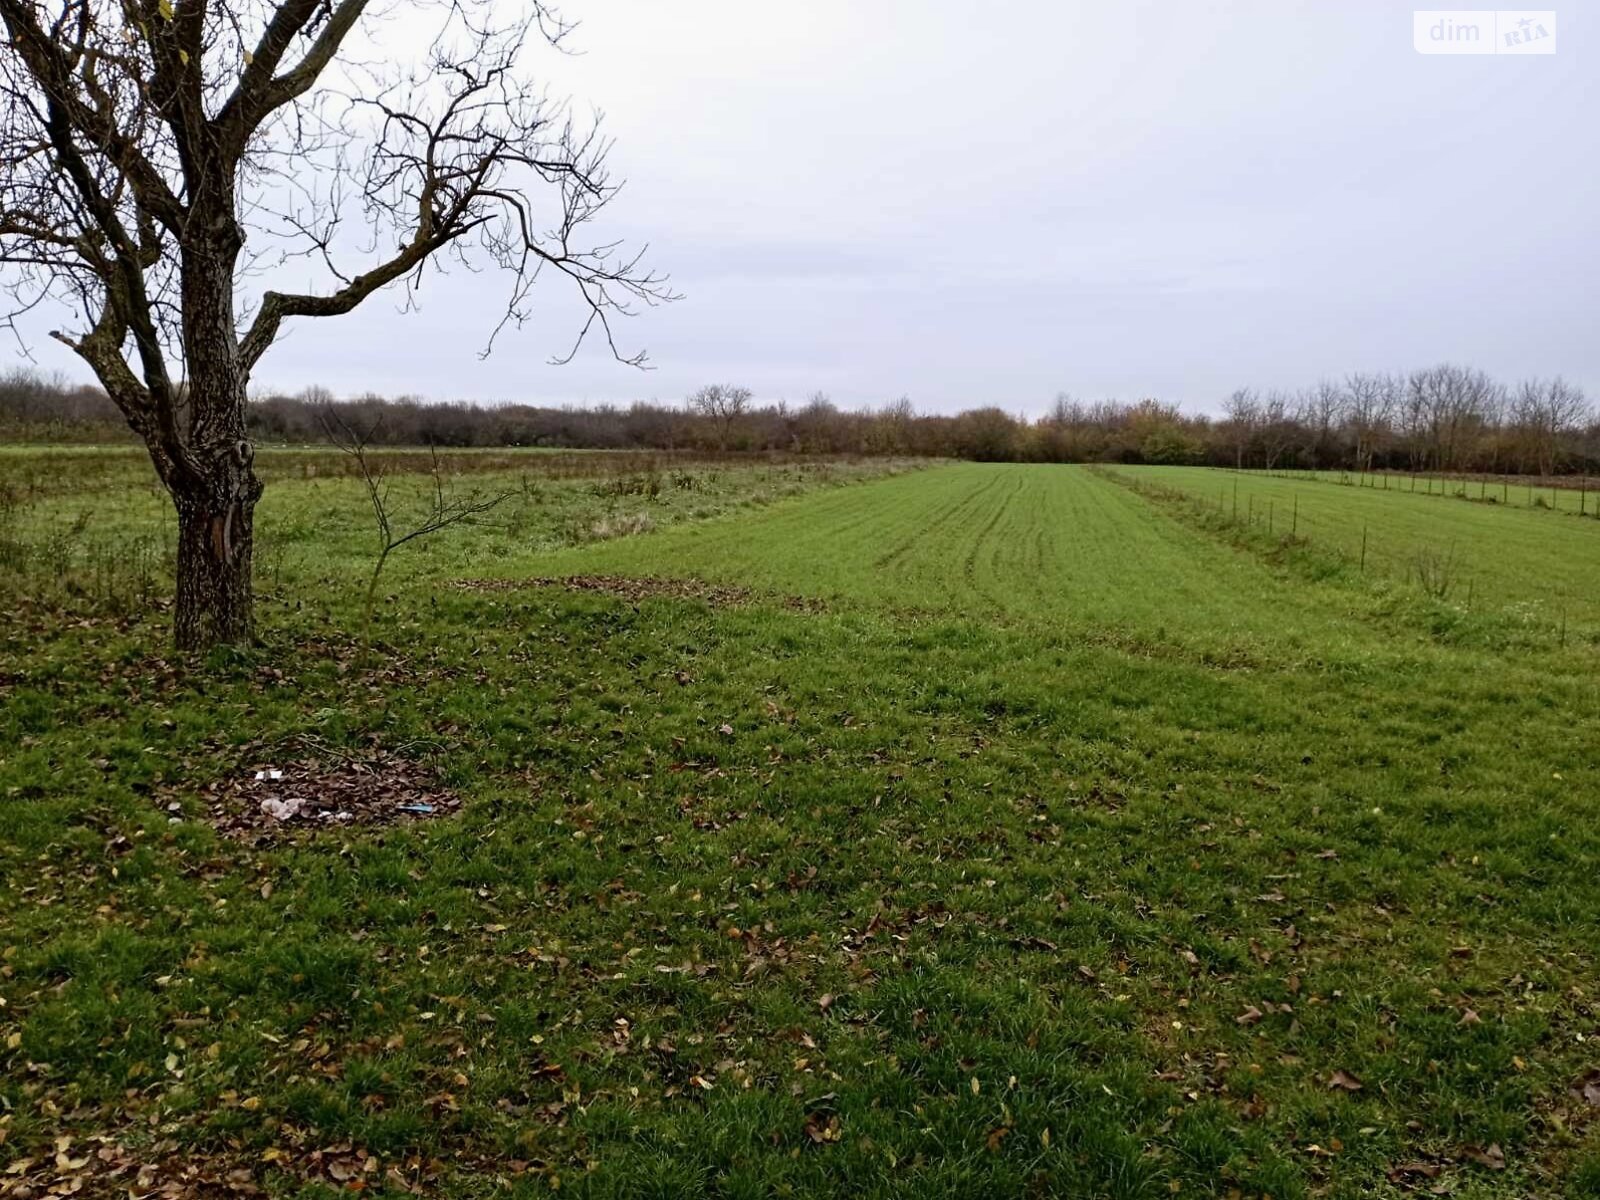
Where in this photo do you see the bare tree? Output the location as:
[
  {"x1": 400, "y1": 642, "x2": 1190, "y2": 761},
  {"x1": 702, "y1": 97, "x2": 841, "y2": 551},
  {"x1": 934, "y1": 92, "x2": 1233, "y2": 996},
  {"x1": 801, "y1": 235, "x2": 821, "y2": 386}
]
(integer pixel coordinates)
[
  {"x1": 1222, "y1": 387, "x2": 1259, "y2": 468},
  {"x1": 793, "y1": 390, "x2": 841, "y2": 453},
  {"x1": 1342, "y1": 372, "x2": 1397, "y2": 474},
  {"x1": 0, "y1": 0, "x2": 670, "y2": 649},
  {"x1": 1044, "y1": 391, "x2": 1082, "y2": 428},
  {"x1": 882, "y1": 394, "x2": 916, "y2": 426},
  {"x1": 1258, "y1": 390, "x2": 1296, "y2": 471},
  {"x1": 687, "y1": 383, "x2": 752, "y2": 450},
  {"x1": 872, "y1": 393, "x2": 915, "y2": 454},
  {"x1": 1511, "y1": 377, "x2": 1590, "y2": 477},
  {"x1": 1295, "y1": 380, "x2": 1342, "y2": 468},
  {"x1": 1406, "y1": 365, "x2": 1500, "y2": 472}
]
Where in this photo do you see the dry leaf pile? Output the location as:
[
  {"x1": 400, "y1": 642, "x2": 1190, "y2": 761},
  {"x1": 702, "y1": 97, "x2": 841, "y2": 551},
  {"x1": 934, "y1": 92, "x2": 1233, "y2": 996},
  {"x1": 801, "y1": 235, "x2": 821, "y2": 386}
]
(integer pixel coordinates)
[{"x1": 165, "y1": 749, "x2": 461, "y2": 842}]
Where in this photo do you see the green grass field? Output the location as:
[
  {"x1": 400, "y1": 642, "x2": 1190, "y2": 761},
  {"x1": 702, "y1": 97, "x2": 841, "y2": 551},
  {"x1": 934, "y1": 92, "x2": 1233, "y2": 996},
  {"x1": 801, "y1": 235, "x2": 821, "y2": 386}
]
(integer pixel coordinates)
[
  {"x1": 2, "y1": 453, "x2": 1598, "y2": 1198},
  {"x1": 1115, "y1": 465, "x2": 1600, "y2": 634}
]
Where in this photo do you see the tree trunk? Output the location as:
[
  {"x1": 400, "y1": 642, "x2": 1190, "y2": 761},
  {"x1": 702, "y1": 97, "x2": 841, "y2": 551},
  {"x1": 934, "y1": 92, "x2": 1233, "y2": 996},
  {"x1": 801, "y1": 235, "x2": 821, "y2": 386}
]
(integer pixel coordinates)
[
  {"x1": 174, "y1": 486, "x2": 257, "y2": 650},
  {"x1": 168, "y1": 230, "x2": 261, "y2": 652}
]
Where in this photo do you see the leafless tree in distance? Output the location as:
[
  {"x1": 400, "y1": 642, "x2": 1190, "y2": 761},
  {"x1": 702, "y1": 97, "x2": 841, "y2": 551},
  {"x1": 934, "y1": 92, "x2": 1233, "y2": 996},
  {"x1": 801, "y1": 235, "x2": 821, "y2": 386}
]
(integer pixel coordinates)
[
  {"x1": 0, "y1": 0, "x2": 672, "y2": 649},
  {"x1": 1222, "y1": 387, "x2": 1259, "y2": 469},
  {"x1": 1343, "y1": 372, "x2": 1398, "y2": 474},
  {"x1": 687, "y1": 383, "x2": 753, "y2": 451},
  {"x1": 1296, "y1": 380, "x2": 1342, "y2": 467},
  {"x1": 1511, "y1": 377, "x2": 1590, "y2": 477},
  {"x1": 1406, "y1": 365, "x2": 1502, "y2": 472},
  {"x1": 1258, "y1": 390, "x2": 1296, "y2": 471}
]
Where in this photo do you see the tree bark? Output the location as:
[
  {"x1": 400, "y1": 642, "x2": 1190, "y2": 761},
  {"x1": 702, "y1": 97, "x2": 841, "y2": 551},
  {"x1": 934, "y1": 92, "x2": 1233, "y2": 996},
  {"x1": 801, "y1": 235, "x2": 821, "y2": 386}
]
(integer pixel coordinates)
[
  {"x1": 174, "y1": 484, "x2": 257, "y2": 650},
  {"x1": 168, "y1": 234, "x2": 262, "y2": 652}
]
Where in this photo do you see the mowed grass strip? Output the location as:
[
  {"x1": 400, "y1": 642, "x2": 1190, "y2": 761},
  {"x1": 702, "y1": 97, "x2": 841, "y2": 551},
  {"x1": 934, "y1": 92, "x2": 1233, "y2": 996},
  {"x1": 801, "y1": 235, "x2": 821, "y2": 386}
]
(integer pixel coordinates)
[
  {"x1": 1, "y1": 455, "x2": 1599, "y2": 1197},
  {"x1": 533, "y1": 464, "x2": 1394, "y2": 660}
]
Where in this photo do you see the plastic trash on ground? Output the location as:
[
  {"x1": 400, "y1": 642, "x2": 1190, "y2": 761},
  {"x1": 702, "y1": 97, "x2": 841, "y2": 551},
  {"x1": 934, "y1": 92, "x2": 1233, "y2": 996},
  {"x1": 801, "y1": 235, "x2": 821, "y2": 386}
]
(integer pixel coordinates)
[{"x1": 260, "y1": 796, "x2": 305, "y2": 821}]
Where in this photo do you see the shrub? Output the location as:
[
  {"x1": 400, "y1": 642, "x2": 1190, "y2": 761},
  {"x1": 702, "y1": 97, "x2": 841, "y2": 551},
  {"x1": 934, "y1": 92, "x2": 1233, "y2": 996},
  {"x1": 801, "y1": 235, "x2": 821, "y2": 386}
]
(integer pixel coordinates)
[{"x1": 1411, "y1": 545, "x2": 1457, "y2": 601}]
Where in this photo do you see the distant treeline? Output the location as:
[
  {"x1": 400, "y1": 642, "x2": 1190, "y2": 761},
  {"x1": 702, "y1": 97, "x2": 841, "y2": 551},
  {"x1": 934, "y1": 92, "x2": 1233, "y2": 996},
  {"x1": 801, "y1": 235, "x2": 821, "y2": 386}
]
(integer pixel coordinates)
[{"x1": 2, "y1": 365, "x2": 1596, "y2": 474}]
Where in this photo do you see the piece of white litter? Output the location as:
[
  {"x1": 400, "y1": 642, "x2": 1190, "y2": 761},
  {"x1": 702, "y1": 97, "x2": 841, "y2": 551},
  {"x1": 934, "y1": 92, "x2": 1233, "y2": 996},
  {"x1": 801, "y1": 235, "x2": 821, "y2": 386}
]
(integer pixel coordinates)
[
  {"x1": 260, "y1": 797, "x2": 304, "y2": 821},
  {"x1": 254, "y1": 769, "x2": 284, "y2": 781}
]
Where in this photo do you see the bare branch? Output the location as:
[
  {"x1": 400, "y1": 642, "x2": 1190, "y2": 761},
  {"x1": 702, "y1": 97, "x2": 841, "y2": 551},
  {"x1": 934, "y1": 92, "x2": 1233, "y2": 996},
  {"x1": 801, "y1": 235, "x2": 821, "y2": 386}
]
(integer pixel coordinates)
[{"x1": 320, "y1": 398, "x2": 515, "y2": 640}]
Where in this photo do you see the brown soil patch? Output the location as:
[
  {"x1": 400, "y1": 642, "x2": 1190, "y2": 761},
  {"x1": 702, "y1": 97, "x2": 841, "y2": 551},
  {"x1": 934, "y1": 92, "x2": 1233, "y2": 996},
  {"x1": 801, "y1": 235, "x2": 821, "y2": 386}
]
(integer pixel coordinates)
[{"x1": 170, "y1": 747, "x2": 462, "y2": 842}]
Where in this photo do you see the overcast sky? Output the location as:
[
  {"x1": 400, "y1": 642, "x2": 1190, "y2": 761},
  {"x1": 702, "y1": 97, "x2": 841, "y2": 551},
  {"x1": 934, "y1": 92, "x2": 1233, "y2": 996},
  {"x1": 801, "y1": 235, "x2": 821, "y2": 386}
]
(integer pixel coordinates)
[{"x1": 24, "y1": 1, "x2": 1600, "y2": 416}]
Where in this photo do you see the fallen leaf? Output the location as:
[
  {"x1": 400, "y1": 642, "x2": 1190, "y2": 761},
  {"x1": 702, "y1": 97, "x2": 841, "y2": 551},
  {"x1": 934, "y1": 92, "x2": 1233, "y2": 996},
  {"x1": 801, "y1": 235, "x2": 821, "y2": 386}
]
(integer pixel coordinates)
[
  {"x1": 1574, "y1": 1071, "x2": 1600, "y2": 1107},
  {"x1": 1327, "y1": 1069, "x2": 1363, "y2": 1092},
  {"x1": 803, "y1": 1112, "x2": 842, "y2": 1143},
  {"x1": 1458, "y1": 1142, "x2": 1505, "y2": 1171},
  {"x1": 1387, "y1": 1161, "x2": 1442, "y2": 1182}
]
